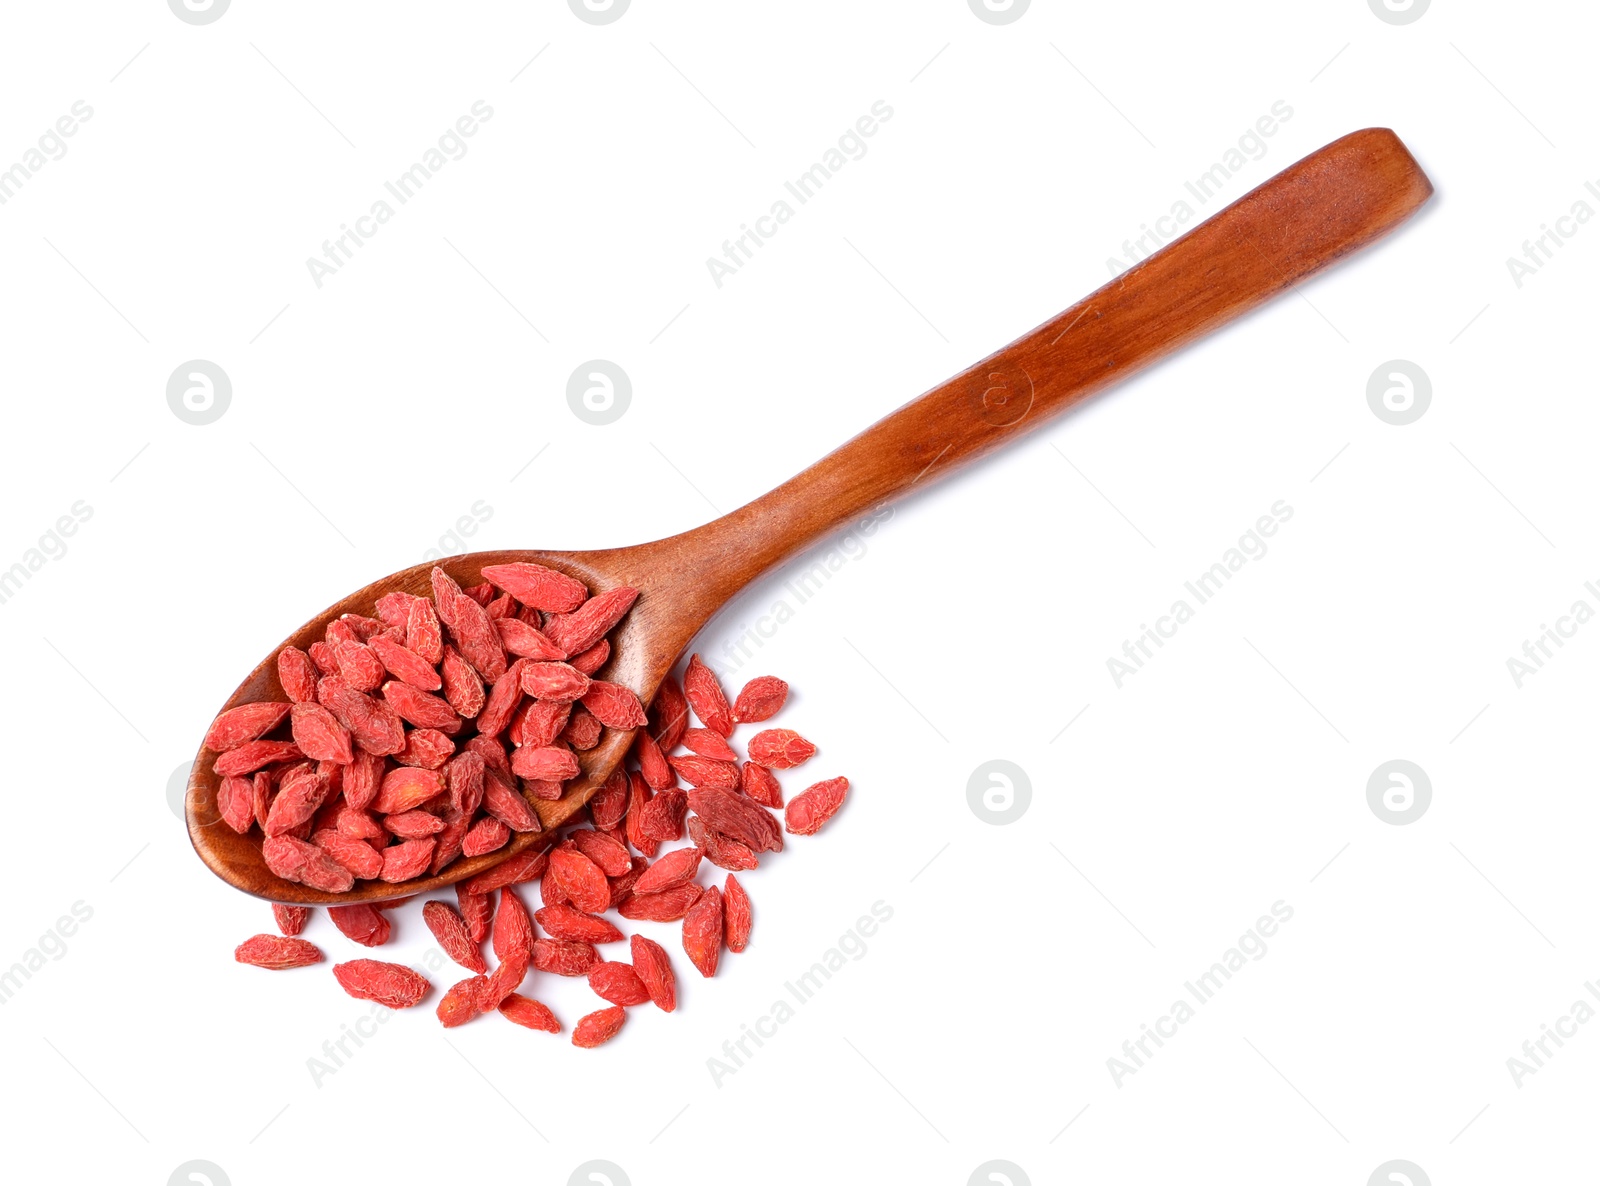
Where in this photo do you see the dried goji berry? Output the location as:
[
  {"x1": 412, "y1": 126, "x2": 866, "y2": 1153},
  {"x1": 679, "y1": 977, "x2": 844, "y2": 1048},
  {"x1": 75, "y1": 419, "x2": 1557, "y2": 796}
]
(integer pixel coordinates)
[
  {"x1": 588, "y1": 961, "x2": 650, "y2": 1006},
  {"x1": 511, "y1": 745, "x2": 579, "y2": 783},
  {"x1": 550, "y1": 846, "x2": 610, "y2": 913},
  {"x1": 333, "y1": 959, "x2": 430, "y2": 1007},
  {"x1": 723, "y1": 874, "x2": 751, "y2": 953},
  {"x1": 545, "y1": 587, "x2": 639, "y2": 656},
  {"x1": 498, "y1": 992, "x2": 561, "y2": 1033},
  {"x1": 277, "y1": 647, "x2": 319, "y2": 703},
  {"x1": 380, "y1": 838, "x2": 435, "y2": 882},
  {"x1": 682, "y1": 884, "x2": 723, "y2": 977},
  {"x1": 273, "y1": 904, "x2": 311, "y2": 936},
  {"x1": 580, "y1": 680, "x2": 648, "y2": 728},
  {"x1": 747, "y1": 728, "x2": 816, "y2": 770},
  {"x1": 205, "y1": 702, "x2": 291, "y2": 752},
  {"x1": 462, "y1": 815, "x2": 510, "y2": 856},
  {"x1": 630, "y1": 934, "x2": 676, "y2": 1012},
  {"x1": 533, "y1": 938, "x2": 600, "y2": 976},
  {"x1": 634, "y1": 846, "x2": 703, "y2": 895},
  {"x1": 681, "y1": 727, "x2": 737, "y2": 762},
  {"x1": 572, "y1": 1005, "x2": 626, "y2": 1048},
  {"x1": 740, "y1": 761, "x2": 783, "y2": 808},
  {"x1": 785, "y1": 776, "x2": 849, "y2": 835},
  {"x1": 456, "y1": 883, "x2": 494, "y2": 943},
  {"x1": 687, "y1": 815, "x2": 758, "y2": 872},
  {"x1": 618, "y1": 884, "x2": 702, "y2": 922},
  {"x1": 437, "y1": 973, "x2": 490, "y2": 1027},
  {"x1": 650, "y1": 674, "x2": 690, "y2": 751},
  {"x1": 733, "y1": 675, "x2": 789, "y2": 724},
  {"x1": 235, "y1": 934, "x2": 322, "y2": 969},
  {"x1": 667, "y1": 754, "x2": 740, "y2": 790},
  {"x1": 684, "y1": 654, "x2": 732, "y2": 736},
  {"x1": 570, "y1": 828, "x2": 632, "y2": 877},
  {"x1": 534, "y1": 905, "x2": 623, "y2": 944},
  {"x1": 328, "y1": 904, "x2": 391, "y2": 947},
  {"x1": 480, "y1": 562, "x2": 588, "y2": 614},
  {"x1": 686, "y1": 786, "x2": 783, "y2": 853}
]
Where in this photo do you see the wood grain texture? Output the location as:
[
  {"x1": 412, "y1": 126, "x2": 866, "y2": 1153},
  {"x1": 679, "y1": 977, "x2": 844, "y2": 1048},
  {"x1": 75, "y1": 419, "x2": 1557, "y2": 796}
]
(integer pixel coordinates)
[{"x1": 188, "y1": 128, "x2": 1432, "y2": 904}]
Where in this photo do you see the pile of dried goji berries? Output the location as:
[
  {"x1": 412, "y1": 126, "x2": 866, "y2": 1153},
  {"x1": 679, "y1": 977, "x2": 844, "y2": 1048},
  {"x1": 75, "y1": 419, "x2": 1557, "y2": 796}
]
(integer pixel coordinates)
[{"x1": 221, "y1": 564, "x2": 849, "y2": 1047}]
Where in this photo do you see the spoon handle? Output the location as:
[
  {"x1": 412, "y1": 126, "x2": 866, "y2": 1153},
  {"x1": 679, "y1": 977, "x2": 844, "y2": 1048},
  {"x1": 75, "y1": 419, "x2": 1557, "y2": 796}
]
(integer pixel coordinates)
[{"x1": 674, "y1": 128, "x2": 1431, "y2": 604}]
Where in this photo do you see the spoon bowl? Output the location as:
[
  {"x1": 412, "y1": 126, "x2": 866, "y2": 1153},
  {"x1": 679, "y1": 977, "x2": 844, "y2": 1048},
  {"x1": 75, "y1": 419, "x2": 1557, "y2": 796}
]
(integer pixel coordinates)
[{"x1": 187, "y1": 128, "x2": 1434, "y2": 904}]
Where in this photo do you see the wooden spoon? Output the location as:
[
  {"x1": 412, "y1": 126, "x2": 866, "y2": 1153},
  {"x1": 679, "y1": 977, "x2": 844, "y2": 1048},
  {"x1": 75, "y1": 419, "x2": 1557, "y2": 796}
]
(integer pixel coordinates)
[{"x1": 188, "y1": 127, "x2": 1432, "y2": 904}]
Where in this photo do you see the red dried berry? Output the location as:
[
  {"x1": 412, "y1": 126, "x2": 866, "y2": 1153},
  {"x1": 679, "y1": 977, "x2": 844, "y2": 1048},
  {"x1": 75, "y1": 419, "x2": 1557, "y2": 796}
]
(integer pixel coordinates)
[
  {"x1": 687, "y1": 815, "x2": 759, "y2": 872},
  {"x1": 747, "y1": 728, "x2": 816, "y2": 770},
  {"x1": 273, "y1": 904, "x2": 311, "y2": 936},
  {"x1": 667, "y1": 754, "x2": 740, "y2": 790},
  {"x1": 214, "y1": 739, "x2": 304, "y2": 777},
  {"x1": 464, "y1": 846, "x2": 550, "y2": 896},
  {"x1": 723, "y1": 874, "x2": 751, "y2": 953},
  {"x1": 682, "y1": 884, "x2": 723, "y2": 977},
  {"x1": 278, "y1": 647, "x2": 320, "y2": 703},
  {"x1": 205, "y1": 702, "x2": 291, "y2": 752},
  {"x1": 570, "y1": 828, "x2": 632, "y2": 877},
  {"x1": 480, "y1": 562, "x2": 588, "y2": 613},
  {"x1": 740, "y1": 761, "x2": 784, "y2": 808},
  {"x1": 638, "y1": 788, "x2": 688, "y2": 842},
  {"x1": 633, "y1": 846, "x2": 703, "y2": 895},
  {"x1": 235, "y1": 934, "x2": 322, "y2": 969},
  {"x1": 580, "y1": 680, "x2": 648, "y2": 728},
  {"x1": 681, "y1": 727, "x2": 738, "y2": 762},
  {"x1": 333, "y1": 959, "x2": 430, "y2": 1008},
  {"x1": 217, "y1": 775, "x2": 255, "y2": 833},
  {"x1": 630, "y1": 934, "x2": 677, "y2": 1012},
  {"x1": 534, "y1": 905, "x2": 624, "y2": 944},
  {"x1": 572, "y1": 1005, "x2": 626, "y2": 1048},
  {"x1": 437, "y1": 974, "x2": 491, "y2": 1028},
  {"x1": 683, "y1": 654, "x2": 732, "y2": 736},
  {"x1": 289, "y1": 702, "x2": 354, "y2": 764},
  {"x1": 686, "y1": 786, "x2": 783, "y2": 853},
  {"x1": 650, "y1": 674, "x2": 691, "y2": 751},
  {"x1": 618, "y1": 884, "x2": 703, "y2": 922},
  {"x1": 533, "y1": 938, "x2": 601, "y2": 977},
  {"x1": 588, "y1": 961, "x2": 651, "y2": 1006},
  {"x1": 328, "y1": 904, "x2": 391, "y2": 947},
  {"x1": 520, "y1": 662, "x2": 591, "y2": 702},
  {"x1": 462, "y1": 816, "x2": 509, "y2": 856},
  {"x1": 372, "y1": 767, "x2": 444, "y2": 815},
  {"x1": 498, "y1": 993, "x2": 561, "y2": 1033},
  {"x1": 405, "y1": 595, "x2": 444, "y2": 664},
  {"x1": 733, "y1": 675, "x2": 789, "y2": 724},
  {"x1": 785, "y1": 776, "x2": 850, "y2": 835},
  {"x1": 456, "y1": 883, "x2": 494, "y2": 944},
  {"x1": 380, "y1": 838, "x2": 435, "y2": 882},
  {"x1": 550, "y1": 847, "x2": 611, "y2": 914},
  {"x1": 545, "y1": 586, "x2": 639, "y2": 656},
  {"x1": 423, "y1": 900, "x2": 487, "y2": 974},
  {"x1": 492, "y1": 887, "x2": 534, "y2": 964}
]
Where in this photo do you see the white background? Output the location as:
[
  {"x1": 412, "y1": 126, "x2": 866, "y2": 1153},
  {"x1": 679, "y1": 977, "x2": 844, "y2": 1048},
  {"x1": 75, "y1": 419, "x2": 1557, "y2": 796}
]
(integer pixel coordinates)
[{"x1": 0, "y1": 1, "x2": 1594, "y2": 1183}]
